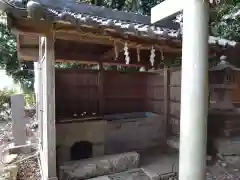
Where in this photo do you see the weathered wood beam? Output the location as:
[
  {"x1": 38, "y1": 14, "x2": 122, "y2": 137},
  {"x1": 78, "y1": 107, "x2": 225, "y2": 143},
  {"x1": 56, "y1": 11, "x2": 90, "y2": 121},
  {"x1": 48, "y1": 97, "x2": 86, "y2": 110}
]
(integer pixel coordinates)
[
  {"x1": 19, "y1": 47, "x2": 38, "y2": 61},
  {"x1": 12, "y1": 18, "x2": 52, "y2": 35},
  {"x1": 56, "y1": 31, "x2": 114, "y2": 46},
  {"x1": 101, "y1": 43, "x2": 124, "y2": 60},
  {"x1": 13, "y1": 19, "x2": 182, "y2": 54},
  {"x1": 39, "y1": 33, "x2": 57, "y2": 180},
  {"x1": 18, "y1": 47, "x2": 147, "y2": 66}
]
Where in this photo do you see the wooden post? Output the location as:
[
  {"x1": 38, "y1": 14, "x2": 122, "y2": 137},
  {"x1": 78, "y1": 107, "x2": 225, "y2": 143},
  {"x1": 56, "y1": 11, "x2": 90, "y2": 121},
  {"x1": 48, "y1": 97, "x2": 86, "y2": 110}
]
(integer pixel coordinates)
[
  {"x1": 39, "y1": 33, "x2": 57, "y2": 180},
  {"x1": 98, "y1": 62, "x2": 104, "y2": 116},
  {"x1": 34, "y1": 61, "x2": 43, "y2": 146},
  {"x1": 164, "y1": 65, "x2": 170, "y2": 136}
]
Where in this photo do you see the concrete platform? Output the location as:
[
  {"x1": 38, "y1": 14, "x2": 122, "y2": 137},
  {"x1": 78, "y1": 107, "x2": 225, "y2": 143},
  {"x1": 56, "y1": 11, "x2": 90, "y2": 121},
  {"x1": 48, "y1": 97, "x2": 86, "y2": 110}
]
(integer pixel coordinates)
[
  {"x1": 89, "y1": 169, "x2": 151, "y2": 180},
  {"x1": 215, "y1": 137, "x2": 240, "y2": 155},
  {"x1": 140, "y1": 149, "x2": 178, "y2": 180}
]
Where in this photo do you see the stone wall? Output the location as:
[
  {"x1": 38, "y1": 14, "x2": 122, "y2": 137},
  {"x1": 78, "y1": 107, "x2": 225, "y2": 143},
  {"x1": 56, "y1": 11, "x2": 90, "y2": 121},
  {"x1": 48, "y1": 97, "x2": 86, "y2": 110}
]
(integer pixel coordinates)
[
  {"x1": 105, "y1": 115, "x2": 165, "y2": 154},
  {"x1": 56, "y1": 121, "x2": 106, "y2": 165},
  {"x1": 56, "y1": 114, "x2": 166, "y2": 165}
]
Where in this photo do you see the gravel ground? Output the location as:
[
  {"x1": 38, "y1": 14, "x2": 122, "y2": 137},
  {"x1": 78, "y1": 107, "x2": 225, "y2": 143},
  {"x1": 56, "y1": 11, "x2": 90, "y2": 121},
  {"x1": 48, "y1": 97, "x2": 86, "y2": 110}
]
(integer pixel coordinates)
[
  {"x1": 1, "y1": 117, "x2": 240, "y2": 180},
  {"x1": 0, "y1": 116, "x2": 41, "y2": 180},
  {"x1": 16, "y1": 153, "x2": 41, "y2": 180},
  {"x1": 206, "y1": 157, "x2": 240, "y2": 180}
]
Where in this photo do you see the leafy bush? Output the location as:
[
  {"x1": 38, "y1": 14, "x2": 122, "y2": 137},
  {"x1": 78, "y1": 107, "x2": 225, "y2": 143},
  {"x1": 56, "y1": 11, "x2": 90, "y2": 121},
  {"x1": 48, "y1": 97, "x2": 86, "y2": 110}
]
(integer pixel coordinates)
[
  {"x1": 0, "y1": 88, "x2": 15, "y2": 121},
  {"x1": 24, "y1": 92, "x2": 36, "y2": 108}
]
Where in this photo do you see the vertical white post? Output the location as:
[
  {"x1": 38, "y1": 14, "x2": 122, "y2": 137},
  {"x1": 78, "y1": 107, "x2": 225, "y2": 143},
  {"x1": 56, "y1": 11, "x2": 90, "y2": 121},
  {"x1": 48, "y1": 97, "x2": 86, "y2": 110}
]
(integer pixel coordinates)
[
  {"x1": 11, "y1": 94, "x2": 27, "y2": 146},
  {"x1": 179, "y1": 0, "x2": 209, "y2": 180},
  {"x1": 40, "y1": 34, "x2": 57, "y2": 180},
  {"x1": 34, "y1": 61, "x2": 43, "y2": 146}
]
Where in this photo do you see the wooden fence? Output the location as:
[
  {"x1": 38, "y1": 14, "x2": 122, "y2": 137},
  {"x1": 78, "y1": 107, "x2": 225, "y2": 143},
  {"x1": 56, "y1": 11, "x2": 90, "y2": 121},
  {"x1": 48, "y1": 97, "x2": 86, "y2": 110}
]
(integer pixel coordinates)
[
  {"x1": 55, "y1": 68, "x2": 165, "y2": 121},
  {"x1": 55, "y1": 67, "x2": 240, "y2": 135},
  {"x1": 167, "y1": 68, "x2": 240, "y2": 136}
]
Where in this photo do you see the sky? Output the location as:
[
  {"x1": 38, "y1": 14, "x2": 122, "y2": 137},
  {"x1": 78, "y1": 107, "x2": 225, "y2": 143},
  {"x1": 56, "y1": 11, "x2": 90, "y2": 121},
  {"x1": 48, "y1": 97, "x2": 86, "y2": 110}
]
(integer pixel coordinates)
[{"x1": 0, "y1": 69, "x2": 21, "y2": 91}]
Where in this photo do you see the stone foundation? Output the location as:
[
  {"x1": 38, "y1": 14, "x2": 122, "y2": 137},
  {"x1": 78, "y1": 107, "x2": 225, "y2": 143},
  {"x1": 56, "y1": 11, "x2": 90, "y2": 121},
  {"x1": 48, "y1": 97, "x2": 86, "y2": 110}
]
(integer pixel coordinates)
[
  {"x1": 56, "y1": 120, "x2": 106, "y2": 165},
  {"x1": 56, "y1": 113, "x2": 166, "y2": 166},
  {"x1": 105, "y1": 114, "x2": 165, "y2": 154}
]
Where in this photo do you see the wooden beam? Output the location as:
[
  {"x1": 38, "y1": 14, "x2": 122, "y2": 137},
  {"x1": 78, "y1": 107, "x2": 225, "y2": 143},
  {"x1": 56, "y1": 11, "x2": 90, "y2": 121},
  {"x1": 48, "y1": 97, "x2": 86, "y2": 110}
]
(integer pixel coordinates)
[
  {"x1": 101, "y1": 43, "x2": 124, "y2": 60},
  {"x1": 55, "y1": 31, "x2": 183, "y2": 53},
  {"x1": 13, "y1": 19, "x2": 182, "y2": 54},
  {"x1": 18, "y1": 47, "x2": 146, "y2": 66},
  {"x1": 12, "y1": 18, "x2": 52, "y2": 35},
  {"x1": 19, "y1": 48, "x2": 38, "y2": 61},
  {"x1": 56, "y1": 31, "x2": 114, "y2": 46}
]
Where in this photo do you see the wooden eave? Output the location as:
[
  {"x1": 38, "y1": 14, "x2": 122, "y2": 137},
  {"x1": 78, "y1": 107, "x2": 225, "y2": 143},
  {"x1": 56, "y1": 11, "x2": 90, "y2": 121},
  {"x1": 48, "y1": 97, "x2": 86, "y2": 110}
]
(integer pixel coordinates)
[
  {"x1": 2, "y1": 0, "x2": 237, "y2": 65},
  {"x1": 11, "y1": 17, "x2": 224, "y2": 65}
]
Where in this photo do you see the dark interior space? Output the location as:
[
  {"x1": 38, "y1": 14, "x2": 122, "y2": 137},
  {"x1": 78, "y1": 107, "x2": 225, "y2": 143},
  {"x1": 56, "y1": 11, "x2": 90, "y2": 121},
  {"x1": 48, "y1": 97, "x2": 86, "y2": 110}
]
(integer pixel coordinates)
[{"x1": 70, "y1": 141, "x2": 93, "y2": 161}]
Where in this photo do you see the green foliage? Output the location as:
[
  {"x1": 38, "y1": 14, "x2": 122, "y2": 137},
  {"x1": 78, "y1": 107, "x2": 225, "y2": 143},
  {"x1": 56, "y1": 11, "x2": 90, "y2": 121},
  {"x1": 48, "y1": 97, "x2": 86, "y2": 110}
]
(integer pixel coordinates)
[
  {"x1": 24, "y1": 92, "x2": 36, "y2": 108},
  {"x1": 77, "y1": 0, "x2": 163, "y2": 15},
  {"x1": 0, "y1": 16, "x2": 34, "y2": 92},
  {"x1": 211, "y1": 0, "x2": 240, "y2": 40},
  {"x1": 0, "y1": 88, "x2": 15, "y2": 121},
  {"x1": 0, "y1": 0, "x2": 239, "y2": 91}
]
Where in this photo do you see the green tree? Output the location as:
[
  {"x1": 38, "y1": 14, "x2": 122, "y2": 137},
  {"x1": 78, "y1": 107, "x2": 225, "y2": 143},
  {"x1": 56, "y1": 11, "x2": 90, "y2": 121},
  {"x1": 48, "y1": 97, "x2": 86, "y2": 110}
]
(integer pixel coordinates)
[
  {"x1": 211, "y1": 0, "x2": 240, "y2": 40},
  {"x1": 0, "y1": 88, "x2": 16, "y2": 121},
  {"x1": 0, "y1": 16, "x2": 34, "y2": 92},
  {"x1": 0, "y1": 0, "x2": 239, "y2": 90}
]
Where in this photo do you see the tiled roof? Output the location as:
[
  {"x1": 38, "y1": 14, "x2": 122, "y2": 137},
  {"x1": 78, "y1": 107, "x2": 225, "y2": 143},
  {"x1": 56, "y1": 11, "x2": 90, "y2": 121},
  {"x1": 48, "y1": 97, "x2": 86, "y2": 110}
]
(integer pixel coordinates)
[
  {"x1": 0, "y1": 0, "x2": 238, "y2": 48},
  {"x1": 210, "y1": 57, "x2": 240, "y2": 71}
]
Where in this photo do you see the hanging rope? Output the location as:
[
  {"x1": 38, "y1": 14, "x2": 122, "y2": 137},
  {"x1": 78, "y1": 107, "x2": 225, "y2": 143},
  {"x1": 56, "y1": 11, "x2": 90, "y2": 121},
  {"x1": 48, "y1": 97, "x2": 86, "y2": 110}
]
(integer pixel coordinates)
[
  {"x1": 159, "y1": 48, "x2": 165, "y2": 67},
  {"x1": 137, "y1": 46, "x2": 141, "y2": 62},
  {"x1": 114, "y1": 41, "x2": 119, "y2": 61},
  {"x1": 149, "y1": 46, "x2": 156, "y2": 67},
  {"x1": 124, "y1": 42, "x2": 130, "y2": 64}
]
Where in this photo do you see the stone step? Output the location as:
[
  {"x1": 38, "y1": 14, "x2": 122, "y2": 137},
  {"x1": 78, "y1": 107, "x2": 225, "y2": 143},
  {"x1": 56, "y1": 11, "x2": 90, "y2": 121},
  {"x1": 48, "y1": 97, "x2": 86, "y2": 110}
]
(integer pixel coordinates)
[
  {"x1": 224, "y1": 128, "x2": 240, "y2": 137},
  {"x1": 214, "y1": 137, "x2": 240, "y2": 155},
  {"x1": 224, "y1": 120, "x2": 240, "y2": 129},
  {"x1": 89, "y1": 168, "x2": 177, "y2": 180},
  {"x1": 60, "y1": 152, "x2": 140, "y2": 180}
]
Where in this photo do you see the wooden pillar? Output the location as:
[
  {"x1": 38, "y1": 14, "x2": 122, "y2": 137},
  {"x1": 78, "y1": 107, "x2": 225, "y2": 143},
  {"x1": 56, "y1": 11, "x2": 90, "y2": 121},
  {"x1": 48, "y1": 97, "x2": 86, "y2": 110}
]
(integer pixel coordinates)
[
  {"x1": 98, "y1": 62, "x2": 104, "y2": 116},
  {"x1": 34, "y1": 61, "x2": 43, "y2": 146},
  {"x1": 164, "y1": 65, "x2": 170, "y2": 136},
  {"x1": 39, "y1": 33, "x2": 57, "y2": 180}
]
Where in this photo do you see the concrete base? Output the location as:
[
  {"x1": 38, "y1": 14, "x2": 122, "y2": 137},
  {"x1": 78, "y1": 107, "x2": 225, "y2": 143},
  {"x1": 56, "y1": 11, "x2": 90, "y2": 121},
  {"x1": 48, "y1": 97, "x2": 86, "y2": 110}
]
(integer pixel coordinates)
[
  {"x1": 215, "y1": 137, "x2": 240, "y2": 155},
  {"x1": 56, "y1": 113, "x2": 166, "y2": 165},
  {"x1": 89, "y1": 169, "x2": 150, "y2": 180}
]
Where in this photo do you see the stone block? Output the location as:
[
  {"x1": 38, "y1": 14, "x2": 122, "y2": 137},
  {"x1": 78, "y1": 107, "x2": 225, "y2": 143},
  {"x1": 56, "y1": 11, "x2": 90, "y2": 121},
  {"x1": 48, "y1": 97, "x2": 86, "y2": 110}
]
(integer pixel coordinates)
[
  {"x1": 11, "y1": 94, "x2": 27, "y2": 146},
  {"x1": 4, "y1": 143, "x2": 35, "y2": 154},
  {"x1": 105, "y1": 115, "x2": 165, "y2": 153},
  {"x1": 1, "y1": 165, "x2": 18, "y2": 180},
  {"x1": 215, "y1": 137, "x2": 240, "y2": 155},
  {"x1": 56, "y1": 120, "x2": 106, "y2": 146},
  {"x1": 60, "y1": 152, "x2": 140, "y2": 179}
]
